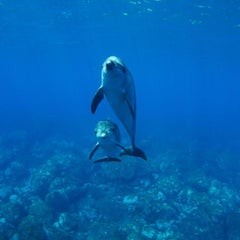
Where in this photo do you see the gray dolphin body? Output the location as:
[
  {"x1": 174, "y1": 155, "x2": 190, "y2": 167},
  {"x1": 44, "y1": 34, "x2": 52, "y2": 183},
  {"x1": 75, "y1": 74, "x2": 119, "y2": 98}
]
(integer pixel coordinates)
[
  {"x1": 89, "y1": 120, "x2": 129, "y2": 163},
  {"x1": 91, "y1": 56, "x2": 147, "y2": 160}
]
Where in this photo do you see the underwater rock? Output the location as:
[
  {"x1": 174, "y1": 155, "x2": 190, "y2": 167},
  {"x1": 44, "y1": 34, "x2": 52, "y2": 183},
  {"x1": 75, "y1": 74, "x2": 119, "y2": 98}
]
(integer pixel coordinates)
[
  {"x1": 93, "y1": 197, "x2": 126, "y2": 222},
  {"x1": 18, "y1": 215, "x2": 47, "y2": 240},
  {"x1": 178, "y1": 211, "x2": 222, "y2": 239},
  {"x1": 30, "y1": 162, "x2": 57, "y2": 198},
  {"x1": 186, "y1": 170, "x2": 210, "y2": 193},
  {"x1": 31, "y1": 138, "x2": 84, "y2": 169},
  {"x1": 81, "y1": 183, "x2": 107, "y2": 200},
  {"x1": 28, "y1": 199, "x2": 53, "y2": 225},
  {"x1": 174, "y1": 180, "x2": 240, "y2": 240},
  {"x1": 0, "y1": 201, "x2": 26, "y2": 227},
  {"x1": 53, "y1": 212, "x2": 79, "y2": 232},
  {"x1": 87, "y1": 222, "x2": 120, "y2": 240},
  {"x1": 141, "y1": 225, "x2": 156, "y2": 239},
  {"x1": 225, "y1": 212, "x2": 240, "y2": 239},
  {"x1": 208, "y1": 180, "x2": 240, "y2": 211},
  {"x1": 98, "y1": 161, "x2": 136, "y2": 181},
  {"x1": 30, "y1": 172, "x2": 54, "y2": 198},
  {"x1": 30, "y1": 150, "x2": 90, "y2": 199},
  {"x1": 156, "y1": 203, "x2": 177, "y2": 221},
  {"x1": 45, "y1": 189, "x2": 69, "y2": 210},
  {"x1": 119, "y1": 221, "x2": 144, "y2": 240},
  {"x1": 155, "y1": 175, "x2": 183, "y2": 198},
  {"x1": 143, "y1": 196, "x2": 177, "y2": 224},
  {"x1": 126, "y1": 232, "x2": 144, "y2": 240},
  {"x1": 0, "y1": 218, "x2": 15, "y2": 240},
  {"x1": 121, "y1": 194, "x2": 140, "y2": 214},
  {"x1": 98, "y1": 159, "x2": 149, "y2": 182},
  {"x1": 46, "y1": 177, "x2": 84, "y2": 210},
  {"x1": 177, "y1": 187, "x2": 200, "y2": 205},
  {"x1": 9, "y1": 194, "x2": 22, "y2": 205},
  {"x1": 0, "y1": 184, "x2": 12, "y2": 201},
  {"x1": 78, "y1": 204, "x2": 99, "y2": 226},
  {"x1": 4, "y1": 161, "x2": 28, "y2": 183},
  {"x1": 46, "y1": 227, "x2": 75, "y2": 240},
  {"x1": 123, "y1": 195, "x2": 138, "y2": 204}
]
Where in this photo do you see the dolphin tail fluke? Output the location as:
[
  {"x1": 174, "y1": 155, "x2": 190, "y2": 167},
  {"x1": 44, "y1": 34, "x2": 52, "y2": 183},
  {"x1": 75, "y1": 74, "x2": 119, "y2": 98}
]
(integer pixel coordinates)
[
  {"x1": 91, "y1": 87, "x2": 104, "y2": 114},
  {"x1": 120, "y1": 146, "x2": 147, "y2": 160},
  {"x1": 132, "y1": 146, "x2": 147, "y2": 160}
]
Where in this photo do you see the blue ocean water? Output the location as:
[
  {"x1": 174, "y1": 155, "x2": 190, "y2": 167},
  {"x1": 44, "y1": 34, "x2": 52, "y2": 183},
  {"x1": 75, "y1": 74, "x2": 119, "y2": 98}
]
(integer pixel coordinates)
[{"x1": 0, "y1": 1, "x2": 240, "y2": 239}]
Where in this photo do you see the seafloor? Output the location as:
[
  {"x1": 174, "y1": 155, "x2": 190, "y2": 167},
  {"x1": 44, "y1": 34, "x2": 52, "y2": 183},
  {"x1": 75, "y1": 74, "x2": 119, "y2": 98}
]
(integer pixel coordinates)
[{"x1": 0, "y1": 130, "x2": 240, "y2": 240}]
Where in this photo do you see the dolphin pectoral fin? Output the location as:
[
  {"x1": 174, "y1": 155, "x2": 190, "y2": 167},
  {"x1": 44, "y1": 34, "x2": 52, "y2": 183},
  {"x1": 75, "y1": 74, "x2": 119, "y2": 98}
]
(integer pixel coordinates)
[
  {"x1": 120, "y1": 146, "x2": 147, "y2": 160},
  {"x1": 94, "y1": 157, "x2": 121, "y2": 163},
  {"x1": 89, "y1": 143, "x2": 100, "y2": 160},
  {"x1": 91, "y1": 87, "x2": 104, "y2": 114}
]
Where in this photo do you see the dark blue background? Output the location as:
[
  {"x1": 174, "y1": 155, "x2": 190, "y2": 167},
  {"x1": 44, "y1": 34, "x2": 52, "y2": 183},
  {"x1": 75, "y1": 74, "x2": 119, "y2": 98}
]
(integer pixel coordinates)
[{"x1": 0, "y1": 0, "x2": 239, "y2": 142}]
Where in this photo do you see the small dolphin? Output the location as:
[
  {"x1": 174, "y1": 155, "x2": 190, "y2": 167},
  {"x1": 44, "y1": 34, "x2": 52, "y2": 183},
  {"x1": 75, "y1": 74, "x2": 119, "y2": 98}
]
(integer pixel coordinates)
[
  {"x1": 91, "y1": 56, "x2": 147, "y2": 160},
  {"x1": 89, "y1": 120, "x2": 129, "y2": 163}
]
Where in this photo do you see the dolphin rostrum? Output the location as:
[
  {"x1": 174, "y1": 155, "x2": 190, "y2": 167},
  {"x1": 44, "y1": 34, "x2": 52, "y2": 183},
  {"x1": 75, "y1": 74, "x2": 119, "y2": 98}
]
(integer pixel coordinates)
[{"x1": 91, "y1": 56, "x2": 147, "y2": 160}]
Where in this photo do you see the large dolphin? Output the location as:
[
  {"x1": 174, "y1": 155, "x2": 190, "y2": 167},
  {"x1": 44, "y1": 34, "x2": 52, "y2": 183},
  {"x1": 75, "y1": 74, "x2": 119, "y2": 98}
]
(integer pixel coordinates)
[
  {"x1": 91, "y1": 56, "x2": 147, "y2": 160},
  {"x1": 89, "y1": 120, "x2": 129, "y2": 163}
]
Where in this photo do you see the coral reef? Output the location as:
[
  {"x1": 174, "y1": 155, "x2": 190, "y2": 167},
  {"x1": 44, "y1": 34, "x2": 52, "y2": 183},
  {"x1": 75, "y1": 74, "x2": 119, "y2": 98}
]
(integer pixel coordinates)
[{"x1": 0, "y1": 131, "x2": 240, "y2": 239}]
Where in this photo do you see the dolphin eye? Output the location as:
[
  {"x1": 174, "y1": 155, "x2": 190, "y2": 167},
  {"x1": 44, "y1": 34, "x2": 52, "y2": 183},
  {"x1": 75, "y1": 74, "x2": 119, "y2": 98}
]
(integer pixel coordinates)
[{"x1": 111, "y1": 126, "x2": 119, "y2": 135}]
